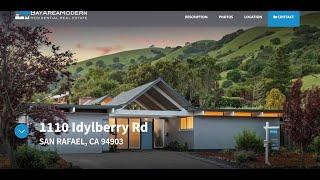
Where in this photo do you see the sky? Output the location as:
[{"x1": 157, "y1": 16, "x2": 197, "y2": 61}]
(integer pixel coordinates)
[{"x1": 49, "y1": 26, "x2": 249, "y2": 61}]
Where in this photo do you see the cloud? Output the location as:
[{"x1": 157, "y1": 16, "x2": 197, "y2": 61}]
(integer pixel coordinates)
[{"x1": 75, "y1": 43, "x2": 124, "y2": 55}]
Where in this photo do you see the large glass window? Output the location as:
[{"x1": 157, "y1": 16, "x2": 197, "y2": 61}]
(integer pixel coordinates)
[
  {"x1": 154, "y1": 119, "x2": 164, "y2": 148},
  {"x1": 180, "y1": 117, "x2": 193, "y2": 130},
  {"x1": 129, "y1": 118, "x2": 140, "y2": 149},
  {"x1": 116, "y1": 118, "x2": 129, "y2": 149},
  {"x1": 108, "y1": 117, "x2": 116, "y2": 139}
]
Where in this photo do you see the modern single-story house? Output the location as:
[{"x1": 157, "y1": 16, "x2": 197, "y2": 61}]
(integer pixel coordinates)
[{"x1": 26, "y1": 78, "x2": 282, "y2": 154}]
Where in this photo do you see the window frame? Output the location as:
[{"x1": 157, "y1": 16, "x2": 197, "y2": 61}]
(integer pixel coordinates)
[{"x1": 179, "y1": 116, "x2": 193, "y2": 131}]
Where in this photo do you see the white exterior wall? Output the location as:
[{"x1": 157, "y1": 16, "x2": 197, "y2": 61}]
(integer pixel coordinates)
[
  {"x1": 193, "y1": 116, "x2": 280, "y2": 150},
  {"x1": 164, "y1": 118, "x2": 194, "y2": 149},
  {"x1": 32, "y1": 112, "x2": 109, "y2": 154}
]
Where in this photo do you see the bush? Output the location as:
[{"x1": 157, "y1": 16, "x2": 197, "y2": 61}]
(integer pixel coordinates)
[
  {"x1": 165, "y1": 141, "x2": 188, "y2": 151},
  {"x1": 217, "y1": 96, "x2": 247, "y2": 108},
  {"x1": 226, "y1": 84, "x2": 252, "y2": 100},
  {"x1": 270, "y1": 38, "x2": 281, "y2": 45},
  {"x1": 222, "y1": 148, "x2": 233, "y2": 155},
  {"x1": 220, "y1": 56, "x2": 245, "y2": 71},
  {"x1": 234, "y1": 129, "x2": 264, "y2": 153},
  {"x1": 109, "y1": 145, "x2": 118, "y2": 152},
  {"x1": 15, "y1": 145, "x2": 60, "y2": 169},
  {"x1": 226, "y1": 69, "x2": 245, "y2": 83},
  {"x1": 43, "y1": 150, "x2": 60, "y2": 167},
  {"x1": 222, "y1": 80, "x2": 233, "y2": 88},
  {"x1": 76, "y1": 66, "x2": 84, "y2": 73},
  {"x1": 309, "y1": 136, "x2": 320, "y2": 161},
  {"x1": 95, "y1": 60, "x2": 106, "y2": 68},
  {"x1": 86, "y1": 61, "x2": 93, "y2": 66},
  {"x1": 234, "y1": 150, "x2": 257, "y2": 164}
]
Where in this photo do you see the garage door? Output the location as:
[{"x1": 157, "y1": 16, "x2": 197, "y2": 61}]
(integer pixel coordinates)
[{"x1": 36, "y1": 113, "x2": 109, "y2": 154}]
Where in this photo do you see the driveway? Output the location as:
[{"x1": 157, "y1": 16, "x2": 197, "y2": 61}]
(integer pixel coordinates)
[{"x1": 62, "y1": 150, "x2": 232, "y2": 169}]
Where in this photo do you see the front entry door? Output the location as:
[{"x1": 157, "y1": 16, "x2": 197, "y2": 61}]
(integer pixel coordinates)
[{"x1": 141, "y1": 118, "x2": 153, "y2": 150}]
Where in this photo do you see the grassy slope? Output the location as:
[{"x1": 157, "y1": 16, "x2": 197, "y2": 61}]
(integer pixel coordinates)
[
  {"x1": 301, "y1": 13, "x2": 320, "y2": 27},
  {"x1": 156, "y1": 40, "x2": 216, "y2": 62},
  {"x1": 300, "y1": 74, "x2": 320, "y2": 90},
  {"x1": 208, "y1": 13, "x2": 320, "y2": 61},
  {"x1": 70, "y1": 13, "x2": 320, "y2": 86},
  {"x1": 69, "y1": 47, "x2": 171, "y2": 75},
  {"x1": 209, "y1": 27, "x2": 294, "y2": 61},
  {"x1": 211, "y1": 13, "x2": 320, "y2": 88}
]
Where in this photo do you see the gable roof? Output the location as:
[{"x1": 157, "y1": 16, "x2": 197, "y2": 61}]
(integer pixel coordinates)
[
  {"x1": 107, "y1": 78, "x2": 191, "y2": 109},
  {"x1": 84, "y1": 95, "x2": 111, "y2": 105}
]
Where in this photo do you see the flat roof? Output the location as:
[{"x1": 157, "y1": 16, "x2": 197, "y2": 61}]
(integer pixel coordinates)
[{"x1": 195, "y1": 108, "x2": 282, "y2": 113}]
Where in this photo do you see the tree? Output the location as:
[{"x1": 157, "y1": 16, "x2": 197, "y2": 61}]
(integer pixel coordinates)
[
  {"x1": 71, "y1": 68, "x2": 118, "y2": 103},
  {"x1": 222, "y1": 80, "x2": 233, "y2": 88},
  {"x1": 270, "y1": 37, "x2": 281, "y2": 45},
  {"x1": 264, "y1": 88, "x2": 285, "y2": 109},
  {"x1": 130, "y1": 59, "x2": 136, "y2": 64},
  {"x1": 227, "y1": 69, "x2": 242, "y2": 82},
  {"x1": 0, "y1": 13, "x2": 74, "y2": 168},
  {"x1": 112, "y1": 57, "x2": 120, "y2": 64},
  {"x1": 76, "y1": 66, "x2": 84, "y2": 73},
  {"x1": 226, "y1": 84, "x2": 253, "y2": 102},
  {"x1": 95, "y1": 59, "x2": 106, "y2": 68},
  {"x1": 252, "y1": 78, "x2": 274, "y2": 106},
  {"x1": 186, "y1": 56, "x2": 222, "y2": 107},
  {"x1": 283, "y1": 79, "x2": 320, "y2": 167},
  {"x1": 154, "y1": 59, "x2": 187, "y2": 90},
  {"x1": 263, "y1": 47, "x2": 291, "y2": 94},
  {"x1": 85, "y1": 61, "x2": 93, "y2": 66}
]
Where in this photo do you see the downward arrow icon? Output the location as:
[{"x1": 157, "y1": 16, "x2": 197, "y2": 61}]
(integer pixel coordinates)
[{"x1": 19, "y1": 130, "x2": 25, "y2": 133}]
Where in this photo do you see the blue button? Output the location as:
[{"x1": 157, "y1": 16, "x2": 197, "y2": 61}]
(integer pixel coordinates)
[
  {"x1": 14, "y1": 124, "x2": 29, "y2": 139},
  {"x1": 268, "y1": 11, "x2": 300, "y2": 27}
]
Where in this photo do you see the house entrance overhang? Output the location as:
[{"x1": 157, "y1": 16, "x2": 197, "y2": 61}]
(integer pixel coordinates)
[{"x1": 109, "y1": 109, "x2": 191, "y2": 118}]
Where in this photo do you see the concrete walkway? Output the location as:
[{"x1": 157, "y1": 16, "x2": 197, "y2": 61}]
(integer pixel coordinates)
[{"x1": 62, "y1": 150, "x2": 229, "y2": 169}]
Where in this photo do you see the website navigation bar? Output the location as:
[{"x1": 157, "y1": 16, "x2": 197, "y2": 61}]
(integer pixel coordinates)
[{"x1": 10, "y1": 11, "x2": 301, "y2": 27}]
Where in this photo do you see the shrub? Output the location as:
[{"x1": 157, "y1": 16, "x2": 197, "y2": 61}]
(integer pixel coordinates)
[
  {"x1": 234, "y1": 129, "x2": 264, "y2": 153},
  {"x1": 222, "y1": 148, "x2": 233, "y2": 155},
  {"x1": 76, "y1": 66, "x2": 84, "y2": 73},
  {"x1": 309, "y1": 136, "x2": 320, "y2": 161},
  {"x1": 226, "y1": 84, "x2": 252, "y2": 100},
  {"x1": 270, "y1": 37, "x2": 281, "y2": 45},
  {"x1": 165, "y1": 141, "x2": 188, "y2": 151},
  {"x1": 222, "y1": 80, "x2": 233, "y2": 88},
  {"x1": 226, "y1": 69, "x2": 242, "y2": 82},
  {"x1": 15, "y1": 145, "x2": 60, "y2": 169},
  {"x1": 217, "y1": 96, "x2": 247, "y2": 108},
  {"x1": 43, "y1": 150, "x2": 60, "y2": 167},
  {"x1": 234, "y1": 150, "x2": 257, "y2": 164},
  {"x1": 86, "y1": 61, "x2": 93, "y2": 66},
  {"x1": 95, "y1": 59, "x2": 106, "y2": 68},
  {"x1": 220, "y1": 56, "x2": 245, "y2": 71},
  {"x1": 109, "y1": 145, "x2": 118, "y2": 152}
]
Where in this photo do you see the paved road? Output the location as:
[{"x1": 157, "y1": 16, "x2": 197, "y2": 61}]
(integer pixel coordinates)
[{"x1": 62, "y1": 150, "x2": 228, "y2": 169}]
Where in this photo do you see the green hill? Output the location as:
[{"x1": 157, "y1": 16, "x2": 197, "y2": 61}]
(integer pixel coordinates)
[
  {"x1": 208, "y1": 28, "x2": 294, "y2": 61},
  {"x1": 157, "y1": 40, "x2": 216, "y2": 61},
  {"x1": 69, "y1": 12, "x2": 320, "y2": 93},
  {"x1": 69, "y1": 47, "x2": 172, "y2": 75},
  {"x1": 301, "y1": 13, "x2": 320, "y2": 27}
]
